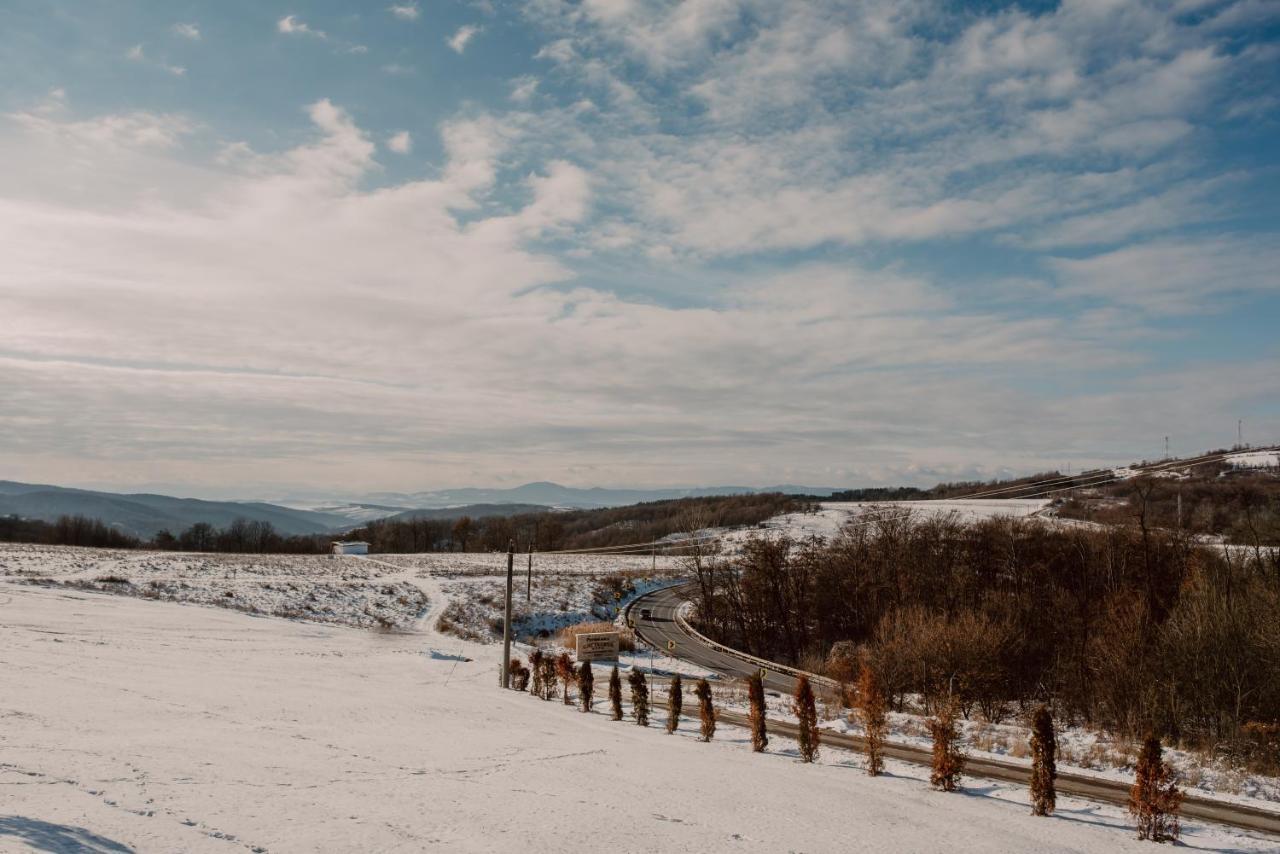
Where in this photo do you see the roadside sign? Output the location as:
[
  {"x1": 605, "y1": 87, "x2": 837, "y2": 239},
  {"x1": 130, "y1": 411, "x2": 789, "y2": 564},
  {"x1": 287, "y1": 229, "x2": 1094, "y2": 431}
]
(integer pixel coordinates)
[
  {"x1": 575, "y1": 631, "x2": 620, "y2": 662},
  {"x1": 667, "y1": 640, "x2": 676, "y2": 651},
  {"x1": 759, "y1": 668, "x2": 768, "y2": 679}
]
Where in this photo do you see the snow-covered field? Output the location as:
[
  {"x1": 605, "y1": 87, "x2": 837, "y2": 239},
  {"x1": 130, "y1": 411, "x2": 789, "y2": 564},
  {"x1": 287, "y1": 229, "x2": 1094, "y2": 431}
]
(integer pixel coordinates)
[
  {"x1": 0, "y1": 543, "x2": 427, "y2": 631},
  {"x1": 0, "y1": 544, "x2": 690, "y2": 636},
  {"x1": 7, "y1": 581, "x2": 1279, "y2": 853},
  {"x1": 711, "y1": 499, "x2": 1050, "y2": 547},
  {"x1": 1227, "y1": 450, "x2": 1280, "y2": 469},
  {"x1": 372, "y1": 551, "x2": 685, "y2": 576}
]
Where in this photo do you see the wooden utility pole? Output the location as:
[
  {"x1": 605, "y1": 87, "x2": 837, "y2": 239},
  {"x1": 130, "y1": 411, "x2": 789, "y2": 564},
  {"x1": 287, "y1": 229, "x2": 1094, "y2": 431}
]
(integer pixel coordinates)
[
  {"x1": 526, "y1": 547, "x2": 533, "y2": 602},
  {"x1": 501, "y1": 541, "x2": 514, "y2": 688}
]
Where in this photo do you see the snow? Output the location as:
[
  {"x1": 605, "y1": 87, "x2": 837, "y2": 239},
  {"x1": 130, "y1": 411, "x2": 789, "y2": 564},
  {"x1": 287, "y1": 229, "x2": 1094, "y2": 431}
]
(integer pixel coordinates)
[
  {"x1": 0, "y1": 543, "x2": 427, "y2": 630},
  {"x1": 714, "y1": 499, "x2": 1050, "y2": 547},
  {"x1": 7, "y1": 581, "x2": 1279, "y2": 853},
  {"x1": 371, "y1": 551, "x2": 686, "y2": 576},
  {"x1": 1227, "y1": 451, "x2": 1280, "y2": 469},
  {"x1": 3, "y1": 544, "x2": 1279, "y2": 851},
  {"x1": 660, "y1": 677, "x2": 1280, "y2": 807}
]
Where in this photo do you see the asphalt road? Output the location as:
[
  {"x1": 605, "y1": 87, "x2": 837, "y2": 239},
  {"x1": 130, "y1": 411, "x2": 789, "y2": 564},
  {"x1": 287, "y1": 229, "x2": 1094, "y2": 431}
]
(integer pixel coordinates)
[
  {"x1": 628, "y1": 583, "x2": 801, "y2": 696},
  {"x1": 628, "y1": 583, "x2": 1280, "y2": 838}
]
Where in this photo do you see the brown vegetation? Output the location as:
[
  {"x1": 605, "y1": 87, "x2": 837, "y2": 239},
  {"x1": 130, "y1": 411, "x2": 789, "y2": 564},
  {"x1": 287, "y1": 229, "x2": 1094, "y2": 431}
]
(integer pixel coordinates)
[
  {"x1": 929, "y1": 697, "x2": 965, "y2": 791},
  {"x1": 537, "y1": 653, "x2": 557, "y2": 701},
  {"x1": 1030, "y1": 705, "x2": 1056, "y2": 815},
  {"x1": 529, "y1": 649, "x2": 545, "y2": 698},
  {"x1": 629, "y1": 669, "x2": 650, "y2": 726},
  {"x1": 609, "y1": 665, "x2": 623, "y2": 721},
  {"x1": 794, "y1": 676, "x2": 819, "y2": 763},
  {"x1": 748, "y1": 672, "x2": 768, "y2": 752},
  {"x1": 555, "y1": 652, "x2": 575, "y2": 706},
  {"x1": 666, "y1": 674, "x2": 683, "y2": 734},
  {"x1": 1129, "y1": 734, "x2": 1183, "y2": 842},
  {"x1": 557, "y1": 621, "x2": 636, "y2": 653},
  {"x1": 509, "y1": 657, "x2": 530, "y2": 692},
  {"x1": 695, "y1": 678, "x2": 715, "y2": 741},
  {"x1": 577, "y1": 660, "x2": 594, "y2": 712},
  {"x1": 689, "y1": 514, "x2": 1280, "y2": 762},
  {"x1": 857, "y1": 663, "x2": 886, "y2": 776}
]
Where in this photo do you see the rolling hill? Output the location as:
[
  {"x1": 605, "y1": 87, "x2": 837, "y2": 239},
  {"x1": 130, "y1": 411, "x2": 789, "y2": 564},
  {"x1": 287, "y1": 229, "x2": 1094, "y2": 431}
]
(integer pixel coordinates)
[{"x1": 0, "y1": 481, "x2": 353, "y2": 539}]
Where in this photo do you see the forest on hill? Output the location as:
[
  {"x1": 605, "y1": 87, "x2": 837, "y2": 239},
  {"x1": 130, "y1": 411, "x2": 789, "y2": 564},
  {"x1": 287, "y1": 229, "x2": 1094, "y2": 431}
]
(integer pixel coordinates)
[
  {"x1": 0, "y1": 493, "x2": 800, "y2": 555},
  {"x1": 687, "y1": 512, "x2": 1279, "y2": 771}
]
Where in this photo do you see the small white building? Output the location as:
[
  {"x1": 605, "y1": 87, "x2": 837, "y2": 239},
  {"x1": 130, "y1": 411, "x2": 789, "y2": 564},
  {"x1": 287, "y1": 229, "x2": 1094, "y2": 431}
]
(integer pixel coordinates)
[{"x1": 331, "y1": 541, "x2": 369, "y2": 556}]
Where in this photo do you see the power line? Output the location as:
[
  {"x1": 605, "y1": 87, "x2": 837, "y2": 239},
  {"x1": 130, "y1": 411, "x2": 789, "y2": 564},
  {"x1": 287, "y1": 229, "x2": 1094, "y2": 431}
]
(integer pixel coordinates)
[
  {"x1": 986, "y1": 447, "x2": 1274, "y2": 502},
  {"x1": 952, "y1": 446, "x2": 1272, "y2": 501}
]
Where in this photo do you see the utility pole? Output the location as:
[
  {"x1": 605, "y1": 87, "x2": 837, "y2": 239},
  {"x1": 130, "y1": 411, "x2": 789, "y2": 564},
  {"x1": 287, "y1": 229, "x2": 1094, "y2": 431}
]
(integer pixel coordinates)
[
  {"x1": 1177, "y1": 488, "x2": 1183, "y2": 530},
  {"x1": 651, "y1": 539, "x2": 656, "y2": 574},
  {"x1": 1164, "y1": 436, "x2": 1169, "y2": 460},
  {"x1": 500, "y1": 541, "x2": 514, "y2": 689},
  {"x1": 526, "y1": 547, "x2": 533, "y2": 602},
  {"x1": 1238, "y1": 419, "x2": 1244, "y2": 448}
]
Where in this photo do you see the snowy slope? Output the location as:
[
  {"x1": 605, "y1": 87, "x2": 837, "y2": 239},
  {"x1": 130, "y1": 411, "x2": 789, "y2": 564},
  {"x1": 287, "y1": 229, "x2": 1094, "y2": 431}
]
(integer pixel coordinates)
[
  {"x1": 1227, "y1": 450, "x2": 1280, "y2": 469},
  {"x1": 715, "y1": 498, "x2": 1050, "y2": 546},
  {"x1": 3, "y1": 580, "x2": 1277, "y2": 852}
]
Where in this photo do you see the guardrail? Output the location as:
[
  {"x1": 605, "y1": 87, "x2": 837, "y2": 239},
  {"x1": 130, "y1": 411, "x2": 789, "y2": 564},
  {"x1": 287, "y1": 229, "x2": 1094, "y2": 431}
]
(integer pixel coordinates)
[{"x1": 670, "y1": 596, "x2": 839, "y2": 691}]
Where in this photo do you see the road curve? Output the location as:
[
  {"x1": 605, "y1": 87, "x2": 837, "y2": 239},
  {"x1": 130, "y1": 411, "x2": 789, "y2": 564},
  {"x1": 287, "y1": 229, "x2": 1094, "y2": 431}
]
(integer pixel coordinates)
[{"x1": 628, "y1": 584, "x2": 1280, "y2": 838}]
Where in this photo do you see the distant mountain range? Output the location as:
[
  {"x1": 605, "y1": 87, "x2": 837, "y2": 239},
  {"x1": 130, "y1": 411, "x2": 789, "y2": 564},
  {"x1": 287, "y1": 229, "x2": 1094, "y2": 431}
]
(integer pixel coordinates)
[
  {"x1": 340, "y1": 481, "x2": 843, "y2": 511},
  {"x1": 1, "y1": 479, "x2": 845, "y2": 540},
  {"x1": 0, "y1": 480, "x2": 351, "y2": 539}
]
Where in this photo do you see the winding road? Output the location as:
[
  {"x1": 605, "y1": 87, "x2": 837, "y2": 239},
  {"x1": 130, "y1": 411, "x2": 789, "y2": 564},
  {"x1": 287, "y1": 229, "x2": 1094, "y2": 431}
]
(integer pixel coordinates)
[{"x1": 629, "y1": 583, "x2": 1280, "y2": 838}]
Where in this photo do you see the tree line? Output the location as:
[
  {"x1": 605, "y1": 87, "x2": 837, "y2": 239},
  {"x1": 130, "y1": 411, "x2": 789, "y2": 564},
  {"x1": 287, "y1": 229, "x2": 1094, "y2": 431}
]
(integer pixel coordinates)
[
  {"x1": 0, "y1": 493, "x2": 799, "y2": 556},
  {"x1": 353, "y1": 492, "x2": 801, "y2": 554},
  {"x1": 1058, "y1": 469, "x2": 1280, "y2": 547},
  {"x1": 686, "y1": 503, "x2": 1280, "y2": 769}
]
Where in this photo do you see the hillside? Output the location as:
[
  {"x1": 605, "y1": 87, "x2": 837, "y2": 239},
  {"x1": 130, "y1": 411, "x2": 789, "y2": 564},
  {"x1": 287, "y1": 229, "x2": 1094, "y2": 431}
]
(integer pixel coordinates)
[{"x1": 0, "y1": 481, "x2": 351, "y2": 539}]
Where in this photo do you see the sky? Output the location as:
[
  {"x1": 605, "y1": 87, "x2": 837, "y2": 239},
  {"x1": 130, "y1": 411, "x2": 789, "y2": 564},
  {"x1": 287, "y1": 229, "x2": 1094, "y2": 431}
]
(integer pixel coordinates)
[{"x1": 1, "y1": 0, "x2": 1278, "y2": 498}]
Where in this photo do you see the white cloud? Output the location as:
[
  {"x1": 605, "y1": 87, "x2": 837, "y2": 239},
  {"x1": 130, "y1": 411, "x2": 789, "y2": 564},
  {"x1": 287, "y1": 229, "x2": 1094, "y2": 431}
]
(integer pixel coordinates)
[
  {"x1": 1050, "y1": 235, "x2": 1280, "y2": 313},
  {"x1": 277, "y1": 15, "x2": 327, "y2": 39},
  {"x1": 2, "y1": 97, "x2": 1207, "y2": 491},
  {"x1": 6, "y1": 107, "x2": 195, "y2": 150},
  {"x1": 4, "y1": 1, "x2": 1278, "y2": 491},
  {"x1": 388, "y1": 3, "x2": 420, "y2": 21},
  {"x1": 448, "y1": 25, "x2": 481, "y2": 54},
  {"x1": 510, "y1": 76, "x2": 539, "y2": 103},
  {"x1": 172, "y1": 23, "x2": 201, "y2": 41},
  {"x1": 382, "y1": 63, "x2": 415, "y2": 75},
  {"x1": 387, "y1": 130, "x2": 412, "y2": 154},
  {"x1": 510, "y1": 0, "x2": 1260, "y2": 259},
  {"x1": 125, "y1": 43, "x2": 186, "y2": 76}
]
